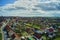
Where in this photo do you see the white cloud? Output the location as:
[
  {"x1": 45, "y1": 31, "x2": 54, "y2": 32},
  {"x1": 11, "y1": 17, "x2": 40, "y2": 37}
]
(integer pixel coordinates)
[{"x1": 0, "y1": 0, "x2": 60, "y2": 17}]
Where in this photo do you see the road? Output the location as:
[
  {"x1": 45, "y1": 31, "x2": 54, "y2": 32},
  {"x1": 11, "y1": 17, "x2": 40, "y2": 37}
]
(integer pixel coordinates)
[{"x1": 1, "y1": 19, "x2": 10, "y2": 40}]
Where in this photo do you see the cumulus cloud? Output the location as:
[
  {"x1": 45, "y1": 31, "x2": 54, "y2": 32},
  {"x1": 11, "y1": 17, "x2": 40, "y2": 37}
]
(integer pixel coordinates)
[
  {"x1": 0, "y1": 0, "x2": 60, "y2": 17},
  {"x1": 34, "y1": 2, "x2": 60, "y2": 11}
]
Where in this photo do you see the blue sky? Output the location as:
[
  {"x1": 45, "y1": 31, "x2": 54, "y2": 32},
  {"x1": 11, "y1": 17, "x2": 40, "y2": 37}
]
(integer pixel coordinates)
[
  {"x1": 0, "y1": 0, "x2": 16, "y2": 6},
  {"x1": 0, "y1": 0, "x2": 60, "y2": 17}
]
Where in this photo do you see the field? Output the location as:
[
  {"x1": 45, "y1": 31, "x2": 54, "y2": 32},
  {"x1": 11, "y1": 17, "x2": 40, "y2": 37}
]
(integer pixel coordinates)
[{"x1": 0, "y1": 33, "x2": 2, "y2": 40}]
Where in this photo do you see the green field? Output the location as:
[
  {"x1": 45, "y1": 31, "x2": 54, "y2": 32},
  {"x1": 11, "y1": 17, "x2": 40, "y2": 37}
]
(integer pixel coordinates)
[
  {"x1": 0, "y1": 33, "x2": 2, "y2": 40},
  {"x1": 0, "y1": 28, "x2": 2, "y2": 40}
]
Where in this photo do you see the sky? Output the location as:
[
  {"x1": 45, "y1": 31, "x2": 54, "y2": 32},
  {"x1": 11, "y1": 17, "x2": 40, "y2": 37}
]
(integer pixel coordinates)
[
  {"x1": 0, "y1": 0, "x2": 16, "y2": 6},
  {"x1": 0, "y1": 0, "x2": 60, "y2": 17}
]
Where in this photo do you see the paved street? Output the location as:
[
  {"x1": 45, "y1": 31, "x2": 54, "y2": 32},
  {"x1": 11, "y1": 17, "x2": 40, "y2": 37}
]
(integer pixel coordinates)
[{"x1": 1, "y1": 19, "x2": 10, "y2": 40}]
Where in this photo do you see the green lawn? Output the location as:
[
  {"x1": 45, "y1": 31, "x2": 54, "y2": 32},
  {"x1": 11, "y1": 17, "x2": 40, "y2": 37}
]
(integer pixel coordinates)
[
  {"x1": 55, "y1": 38, "x2": 60, "y2": 40},
  {"x1": 0, "y1": 28, "x2": 1, "y2": 32},
  {"x1": 0, "y1": 28, "x2": 2, "y2": 40},
  {"x1": 0, "y1": 33, "x2": 2, "y2": 40}
]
